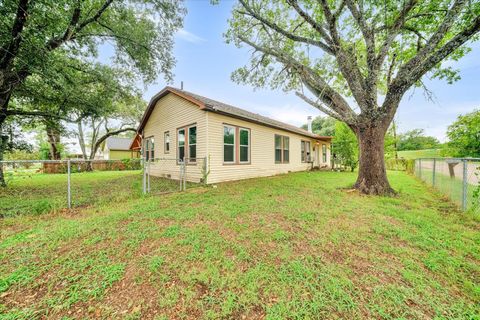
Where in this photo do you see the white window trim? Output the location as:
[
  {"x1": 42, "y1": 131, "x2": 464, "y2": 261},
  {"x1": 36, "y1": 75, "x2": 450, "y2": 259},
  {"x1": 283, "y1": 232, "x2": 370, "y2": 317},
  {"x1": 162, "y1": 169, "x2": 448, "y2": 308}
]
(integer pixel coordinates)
[
  {"x1": 188, "y1": 126, "x2": 197, "y2": 163},
  {"x1": 223, "y1": 125, "x2": 236, "y2": 164},
  {"x1": 177, "y1": 128, "x2": 186, "y2": 162},
  {"x1": 239, "y1": 127, "x2": 250, "y2": 163}
]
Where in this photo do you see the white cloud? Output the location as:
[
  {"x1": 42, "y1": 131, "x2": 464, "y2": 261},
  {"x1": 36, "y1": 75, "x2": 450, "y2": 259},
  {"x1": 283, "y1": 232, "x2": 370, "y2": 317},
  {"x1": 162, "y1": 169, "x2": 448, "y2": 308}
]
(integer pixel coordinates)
[{"x1": 176, "y1": 29, "x2": 206, "y2": 44}]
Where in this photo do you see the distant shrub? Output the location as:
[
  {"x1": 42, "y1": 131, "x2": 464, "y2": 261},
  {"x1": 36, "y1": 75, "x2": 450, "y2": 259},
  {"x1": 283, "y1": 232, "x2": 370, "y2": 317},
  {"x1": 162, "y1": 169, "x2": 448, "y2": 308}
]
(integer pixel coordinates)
[
  {"x1": 385, "y1": 158, "x2": 415, "y2": 174},
  {"x1": 121, "y1": 159, "x2": 142, "y2": 170}
]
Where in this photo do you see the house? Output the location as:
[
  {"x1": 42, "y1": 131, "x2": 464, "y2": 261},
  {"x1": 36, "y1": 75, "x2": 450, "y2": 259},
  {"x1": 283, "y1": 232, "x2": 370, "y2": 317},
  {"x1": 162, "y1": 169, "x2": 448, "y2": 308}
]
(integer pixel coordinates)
[
  {"x1": 137, "y1": 86, "x2": 332, "y2": 184},
  {"x1": 102, "y1": 137, "x2": 140, "y2": 160}
]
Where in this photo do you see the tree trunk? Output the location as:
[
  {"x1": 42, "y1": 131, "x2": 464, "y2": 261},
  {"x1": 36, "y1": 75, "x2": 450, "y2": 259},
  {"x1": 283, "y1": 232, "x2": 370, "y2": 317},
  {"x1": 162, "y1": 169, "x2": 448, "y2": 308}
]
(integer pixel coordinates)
[
  {"x1": 353, "y1": 125, "x2": 395, "y2": 195},
  {"x1": 0, "y1": 89, "x2": 11, "y2": 187},
  {"x1": 76, "y1": 121, "x2": 87, "y2": 159},
  {"x1": 45, "y1": 120, "x2": 62, "y2": 160},
  {"x1": 0, "y1": 135, "x2": 7, "y2": 187}
]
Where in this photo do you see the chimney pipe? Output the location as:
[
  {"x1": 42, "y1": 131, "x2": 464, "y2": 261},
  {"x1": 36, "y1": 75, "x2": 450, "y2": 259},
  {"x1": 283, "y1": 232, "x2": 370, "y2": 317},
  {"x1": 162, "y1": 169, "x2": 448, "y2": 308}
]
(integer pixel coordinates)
[
  {"x1": 180, "y1": 81, "x2": 184, "y2": 90},
  {"x1": 307, "y1": 116, "x2": 312, "y2": 133}
]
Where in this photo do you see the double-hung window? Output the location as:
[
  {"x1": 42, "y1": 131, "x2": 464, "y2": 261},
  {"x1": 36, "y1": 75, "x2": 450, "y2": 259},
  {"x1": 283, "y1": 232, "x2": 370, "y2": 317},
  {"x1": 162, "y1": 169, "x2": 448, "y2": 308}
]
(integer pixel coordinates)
[
  {"x1": 301, "y1": 141, "x2": 311, "y2": 162},
  {"x1": 239, "y1": 128, "x2": 250, "y2": 163},
  {"x1": 188, "y1": 126, "x2": 197, "y2": 162},
  {"x1": 322, "y1": 144, "x2": 327, "y2": 163},
  {"x1": 178, "y1": 129, "x2": 185, "y2": 161},
  {"x1": 275, "y1": 134, "x2": 289, "y2": 164},
  {"x1": 223, "y1": 125, "x2": 250, "y2": 164},
  {"x1": 223, "y1": 125, "x2": 236, "y2": 163},
  {"x1": 145, "y1": 137, "x2": 154, "y2": 161},
  {"x1": 164, "y1": 131, "x2": 170, "y2": 153},
  {"x1": 177, "y1": 124, "x2": 197, "y2": 163}
]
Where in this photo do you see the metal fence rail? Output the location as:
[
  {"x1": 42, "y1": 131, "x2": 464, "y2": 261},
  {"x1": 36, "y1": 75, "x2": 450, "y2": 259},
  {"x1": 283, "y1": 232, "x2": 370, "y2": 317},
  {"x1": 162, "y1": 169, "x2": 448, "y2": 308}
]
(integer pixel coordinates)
[
  {"x1": 414, "y1": 158, "x2": 480, "y2": 213},
  {"x1": 0, "y1": 157, "x2": 208, "y2": 217}
]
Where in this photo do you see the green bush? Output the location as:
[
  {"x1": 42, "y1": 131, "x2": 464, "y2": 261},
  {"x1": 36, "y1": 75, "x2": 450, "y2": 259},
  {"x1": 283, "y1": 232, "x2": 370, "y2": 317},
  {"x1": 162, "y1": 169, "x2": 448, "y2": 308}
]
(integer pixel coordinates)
[
  {"x1": 385, "y1": 158, "x2": 415, "y2": 174},
  {"x1": 120, "y1": 159, "x2": 142, "y2": 170}
]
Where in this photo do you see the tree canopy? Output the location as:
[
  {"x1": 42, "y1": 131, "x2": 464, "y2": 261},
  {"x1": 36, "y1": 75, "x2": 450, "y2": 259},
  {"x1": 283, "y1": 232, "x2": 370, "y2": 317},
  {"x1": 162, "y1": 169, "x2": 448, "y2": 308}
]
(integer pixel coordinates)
[
  {"x1": 0, "y1": 0, "x2": 185, "y2": 185},
  {"x1": 445, "y1": 109, "x2": 480, "y2": 157},
  {"x1": 397, "y1": 129, "x2": 440, "y2": 151},
  {"x1": 227, "y1": 0, "x2": 480, "y2": 194},
  {"x1": 301, "y1": 116, "x2": 336, "y2": 136},
  {"x1": 333, "y1": 121, "x2": 358, "y2": 172}
]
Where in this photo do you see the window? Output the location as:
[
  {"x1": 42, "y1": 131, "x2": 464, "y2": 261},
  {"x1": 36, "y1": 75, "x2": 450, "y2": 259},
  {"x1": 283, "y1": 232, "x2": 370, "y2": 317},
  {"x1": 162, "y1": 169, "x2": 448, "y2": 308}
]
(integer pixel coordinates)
[
  {"x1": 178, "y1": 129, "x2": 185, "y2": 161},
  {"x1": 275, "y1": 134, "x2": 289, "y2": 164},
  {"x1": 177, "y1": 124, "x2": 197, "y2": 164},
  {"x1": 189, "y1": 126, "x2": 197, "y2": 162},
  {"x1": 239, "y1": 128, "x2": 250, "y2": 163},
  {"x1": 145, "y1": 137, "x2": 154, "y2": 161},
  {"x1": 322, "y1": 144, "x2": 327, "y2": 163},
  {"x1": 224, "y1": 125, "x2": 235, "y2": 163},
  {"x1": 283, "y1": 137, "x2": 289, "y2": 163},
  {"x1": 223, "y1": 125, "x2": 250, "y2": 164},
  {"x1": 301, "y1": 141, "x2": 311, "y2": 162},
  {"x1": 164, "y1": 131, "x2": 170, "y2": 153}
]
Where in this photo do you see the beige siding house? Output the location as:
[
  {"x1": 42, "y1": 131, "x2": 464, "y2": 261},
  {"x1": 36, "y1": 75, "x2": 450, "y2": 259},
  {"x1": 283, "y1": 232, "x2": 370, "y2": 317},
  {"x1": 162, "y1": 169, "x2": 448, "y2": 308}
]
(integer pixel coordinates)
[{"x1": 138, "y1": 87, "x2": 331, "y2": 184}]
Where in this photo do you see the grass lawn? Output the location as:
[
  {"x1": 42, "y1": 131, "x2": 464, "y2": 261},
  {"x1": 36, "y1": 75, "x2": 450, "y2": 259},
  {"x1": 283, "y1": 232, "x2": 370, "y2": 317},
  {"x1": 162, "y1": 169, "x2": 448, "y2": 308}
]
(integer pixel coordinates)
[
  {"x1": 1, "y1": 171, "x2": 479, "y2": 319},
  {"x1": 397, "y1": 149, "x2": 442, "y2": 159},
  {"x1": 418, "y1": 168, "x2": 480, "y2": 213},
  {"x1": 0, "y1": 170, "x2": 143, "y2": 217}
]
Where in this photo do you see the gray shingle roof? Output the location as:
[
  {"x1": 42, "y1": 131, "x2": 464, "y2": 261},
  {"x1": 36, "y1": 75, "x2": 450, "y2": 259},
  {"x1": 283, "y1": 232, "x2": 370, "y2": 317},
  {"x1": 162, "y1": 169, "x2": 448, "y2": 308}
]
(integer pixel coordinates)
[
  {"x1": 176, "y1": 88, "x2": 330, "y2": 140},
  {"x1": 138, "y1": 87, "x2": 332, "y2": 141},
  {"x1": 106, "y1": 137, "x2": 133, "y2": 150}
]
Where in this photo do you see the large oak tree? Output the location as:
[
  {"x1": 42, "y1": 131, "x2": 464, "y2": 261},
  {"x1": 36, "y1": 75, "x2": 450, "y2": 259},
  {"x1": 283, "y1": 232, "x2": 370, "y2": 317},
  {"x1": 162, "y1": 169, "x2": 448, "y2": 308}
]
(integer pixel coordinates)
[
  {"x1": 227, "y1": 0, "x2": 480, "y2": 195},
  {"x1": 0, "y1": 0, "x2": 185, "y2": 185}
]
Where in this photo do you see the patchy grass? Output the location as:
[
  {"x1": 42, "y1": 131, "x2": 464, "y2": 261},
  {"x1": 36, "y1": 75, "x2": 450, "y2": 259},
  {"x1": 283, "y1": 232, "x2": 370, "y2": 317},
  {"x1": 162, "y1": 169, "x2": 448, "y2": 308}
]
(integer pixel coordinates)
[
  {"x1": 397, "y1": 149, "x2": 442, "y2": 159},
  {"x1": 0, "y1": 171, "x2": 479, "y2": 319}
]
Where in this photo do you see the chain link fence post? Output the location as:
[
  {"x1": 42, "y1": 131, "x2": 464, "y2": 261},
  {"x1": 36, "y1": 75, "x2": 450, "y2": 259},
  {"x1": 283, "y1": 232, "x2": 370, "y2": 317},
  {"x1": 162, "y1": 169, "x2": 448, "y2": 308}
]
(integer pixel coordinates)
[
  {"x1": 183, "y1": 157, "x2": 187, "y2": 191},
  {"x1": 142, "y1": 158, "x2": 147, "y2": 194},
  {"x1": 462, "y1": 159, "x2": 467, "y2": 211},
  {"x1": 67, "y1": 159, "x2": 71, "y2": 209},
  {"x1": 432, "y1": 158, "x2": 436, "y2": 187},
  {"x1": 147, "y1": 159, "x2": 151, "y2": 193},
  {"x1": 419, "y1": 159, "x2": 422, "y2": 180}
]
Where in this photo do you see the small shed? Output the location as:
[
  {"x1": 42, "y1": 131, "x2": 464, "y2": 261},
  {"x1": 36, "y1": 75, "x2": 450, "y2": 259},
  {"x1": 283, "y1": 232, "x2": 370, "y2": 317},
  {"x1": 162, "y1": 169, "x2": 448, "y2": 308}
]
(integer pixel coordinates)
[{"x1": 103, "y1": 137, "x2": 140, "y2": 160}]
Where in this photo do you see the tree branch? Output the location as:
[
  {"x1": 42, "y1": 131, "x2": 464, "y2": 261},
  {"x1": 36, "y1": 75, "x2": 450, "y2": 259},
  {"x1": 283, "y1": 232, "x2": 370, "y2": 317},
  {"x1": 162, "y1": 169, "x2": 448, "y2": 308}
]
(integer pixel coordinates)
[
  {"x1": 46, "y1": 1, "x2": 82, "y2": 51},
  {"x1": 46, "y1": 0, "x2": 114, "y2": 52},
  {"x1": 285, "y1": 0, "x2": 333, "y2": 44},
  {"x1": 0, "y1": 0, "x2": 29, "y2": 69},
  {"x1": 237, "y1": 0, "x2": 334, "y2": 54},
  {"x1": 92, "y1": 127, "x2": 136, "y2": 159},
  {"x1": 6, "y1": 109, "x2": 69, "y2": 121},
  {"x1": 238, "y1": 35, "x2": 356, "y2": 121},
  {"x1": 295, "y1": 90, "x2": 349, "y2": 122}
]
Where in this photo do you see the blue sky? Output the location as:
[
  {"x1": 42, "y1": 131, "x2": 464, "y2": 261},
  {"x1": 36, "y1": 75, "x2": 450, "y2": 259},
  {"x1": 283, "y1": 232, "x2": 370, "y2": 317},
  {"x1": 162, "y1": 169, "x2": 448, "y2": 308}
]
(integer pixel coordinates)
[{"x1": 142, "y1": 0, "x2": 480, "y2": 142}]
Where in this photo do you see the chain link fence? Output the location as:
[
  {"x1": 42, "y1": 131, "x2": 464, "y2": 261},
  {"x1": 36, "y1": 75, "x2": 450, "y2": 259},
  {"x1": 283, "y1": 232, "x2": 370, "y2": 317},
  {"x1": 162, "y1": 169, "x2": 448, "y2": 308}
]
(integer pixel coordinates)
[
  {"x1": 415, "y1": 158, "x2": 480, "y2": 213},
  {"x1": 143, "y1": 157, "x2": 208, "y2": 194},
  {"x1": 0, "y1": 157, "x2": 207, "y2": 217}
]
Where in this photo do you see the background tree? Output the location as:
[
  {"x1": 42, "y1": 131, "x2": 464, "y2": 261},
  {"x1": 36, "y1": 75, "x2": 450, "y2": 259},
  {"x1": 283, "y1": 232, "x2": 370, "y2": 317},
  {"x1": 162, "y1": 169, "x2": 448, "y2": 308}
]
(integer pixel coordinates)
[
  {"x1": 333, "y1": 121, "x2": 358, "y2": 172},
  {"x1": 444, "y1": 109, "x2": 480, "y2": 157},
  {"x1": 301, "y1": 116, "x2": 336, "y2": 136},
  {"x1": 0, "y1": 0, "x2": 185, "y2": 184},
  {"x1": 227, "y1": 0, "x2": 480, "y2": 194},
  {"x1": 397, "y1": 129, "x2": 440, "y2": 151}
]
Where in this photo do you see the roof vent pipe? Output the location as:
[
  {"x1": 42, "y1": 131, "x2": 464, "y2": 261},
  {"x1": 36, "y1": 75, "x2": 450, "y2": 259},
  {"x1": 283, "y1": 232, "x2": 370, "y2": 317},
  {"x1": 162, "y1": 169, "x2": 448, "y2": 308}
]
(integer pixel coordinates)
[
  {"x1": 180, "y1": 81, "x2": 184, "y2": 90},
  {"x1": 307, "y1": 116, "x2": 313, "y2": 133}
]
